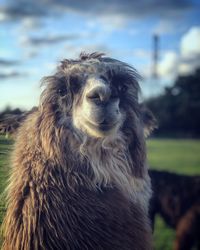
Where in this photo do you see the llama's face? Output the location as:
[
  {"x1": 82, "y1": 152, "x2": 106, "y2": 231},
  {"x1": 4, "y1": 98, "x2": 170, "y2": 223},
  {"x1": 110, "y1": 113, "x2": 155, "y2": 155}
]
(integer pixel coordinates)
[
  {"x1": 41, "y1": 56, "x2": 140, "y2": 139},
  {"x1": 73, "y1": 71, "x2": 126, "y2": 138},
  {"x1": 70, "y1": 63, "x2": 139, "y2": 138}
]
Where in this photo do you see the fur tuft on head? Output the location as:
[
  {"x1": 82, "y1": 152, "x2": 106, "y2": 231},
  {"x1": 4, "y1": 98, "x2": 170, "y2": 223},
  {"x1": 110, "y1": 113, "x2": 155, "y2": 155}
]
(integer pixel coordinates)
[{"x1": 79, "y1": 52, "x2": 105, "y2": 60}]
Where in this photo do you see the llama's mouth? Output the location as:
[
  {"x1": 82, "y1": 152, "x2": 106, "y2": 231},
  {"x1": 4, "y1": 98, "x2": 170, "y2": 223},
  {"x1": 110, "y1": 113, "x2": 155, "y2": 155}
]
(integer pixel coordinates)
[
  {"x1": 97, "y1": 122, "x2": 118, "y2": 131},
  {"x1": 85, "y1": 118, "x2": 118, "y2": 132},
  {"x1": 73, "y1": 107, "x2": 122, "y2": 137}
]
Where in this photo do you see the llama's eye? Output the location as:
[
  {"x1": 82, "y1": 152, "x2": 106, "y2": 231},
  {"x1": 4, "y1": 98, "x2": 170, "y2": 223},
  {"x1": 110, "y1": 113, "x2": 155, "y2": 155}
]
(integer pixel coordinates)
[
  {"x1": 120, "y1": 85, "x2": 128, "y2": 93},
  {"x1": 57, "y1": 86, "x2": 67, "y2": 96},
  {"x1": 116, "y1": 85, "x2": 127, "y2": 95},
  {"x1": 69, "y1": 76, "x2": 80, "y2": 93}
]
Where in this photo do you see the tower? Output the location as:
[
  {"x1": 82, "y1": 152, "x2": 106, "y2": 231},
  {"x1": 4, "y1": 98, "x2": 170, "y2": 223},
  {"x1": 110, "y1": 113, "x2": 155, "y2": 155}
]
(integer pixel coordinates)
[{"x1": 152, "y1": 34, "x2": 159, "y2": 79}]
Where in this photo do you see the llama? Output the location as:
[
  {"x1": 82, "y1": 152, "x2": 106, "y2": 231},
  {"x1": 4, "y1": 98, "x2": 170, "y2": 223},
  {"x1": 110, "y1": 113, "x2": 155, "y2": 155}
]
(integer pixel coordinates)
[{"x1": 2, "y1": 52, "x2": 152, "y2": 250}]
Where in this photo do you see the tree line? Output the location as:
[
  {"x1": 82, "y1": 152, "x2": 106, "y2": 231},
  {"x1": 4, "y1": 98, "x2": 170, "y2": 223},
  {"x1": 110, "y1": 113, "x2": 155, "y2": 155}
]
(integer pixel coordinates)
[{"x1": 145, "y1": 68, "x2": 200, "y2": 137}]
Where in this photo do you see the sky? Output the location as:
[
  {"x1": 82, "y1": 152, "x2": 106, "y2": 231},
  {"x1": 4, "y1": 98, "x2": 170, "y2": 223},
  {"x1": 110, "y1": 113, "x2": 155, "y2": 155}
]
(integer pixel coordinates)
[{"x1": 0, "y1": 0, "x2": 200, "y2": 110}]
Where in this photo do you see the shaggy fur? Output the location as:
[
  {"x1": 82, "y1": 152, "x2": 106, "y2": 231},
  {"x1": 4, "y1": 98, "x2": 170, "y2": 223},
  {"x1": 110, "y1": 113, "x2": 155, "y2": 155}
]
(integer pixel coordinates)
[
  {"x1": 149, "y1": 170, "x2": 200, "y2": 250},
  {"x1": 2, "y1": 52, "x2": 152, "y2": 250}
]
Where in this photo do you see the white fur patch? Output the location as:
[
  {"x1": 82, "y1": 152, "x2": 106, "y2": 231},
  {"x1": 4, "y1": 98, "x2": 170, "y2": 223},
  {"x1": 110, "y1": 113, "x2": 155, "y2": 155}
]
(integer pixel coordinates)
[{"x1": 76, "y1": 132, "x2": 151, "y2": 207}]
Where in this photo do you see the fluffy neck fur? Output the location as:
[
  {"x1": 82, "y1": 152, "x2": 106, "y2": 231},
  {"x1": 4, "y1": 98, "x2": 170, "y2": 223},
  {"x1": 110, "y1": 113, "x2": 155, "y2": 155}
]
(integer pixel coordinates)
[
  {"x1": 38, "y1": 110, "x2": 150, "y2": 205},
  {"x1": 70, "y1": 128, "x2": 150, "y2": 205},
  {"x1": 79, "y1": 133, "x2": 133, "y2": 196}
]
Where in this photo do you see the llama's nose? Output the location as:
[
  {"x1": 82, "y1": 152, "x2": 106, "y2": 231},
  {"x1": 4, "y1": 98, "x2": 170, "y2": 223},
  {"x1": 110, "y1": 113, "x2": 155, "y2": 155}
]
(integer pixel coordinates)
[{"x1": 86, "y1": 85, "x2": 111, "y2": 103}]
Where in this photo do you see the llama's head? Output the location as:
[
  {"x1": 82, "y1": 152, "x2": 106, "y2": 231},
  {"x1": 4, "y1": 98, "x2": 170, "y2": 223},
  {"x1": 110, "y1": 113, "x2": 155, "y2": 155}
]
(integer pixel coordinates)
[
  {"x1": 41, "y1": 52, "x2": 141, "y2": 139},
  {"x1": 38, "y1": 53, "x2": 153, "y2": 199}
]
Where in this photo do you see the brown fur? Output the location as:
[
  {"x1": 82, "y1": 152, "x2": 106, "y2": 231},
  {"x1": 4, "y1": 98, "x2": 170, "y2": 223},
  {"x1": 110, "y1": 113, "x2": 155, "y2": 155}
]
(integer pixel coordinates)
[
  {"x1": 2, "y1": 53, "x2": 152, "y2": 250},
  {"x1": 149, "y1": 170, "x2": 200, "y2": 250}
]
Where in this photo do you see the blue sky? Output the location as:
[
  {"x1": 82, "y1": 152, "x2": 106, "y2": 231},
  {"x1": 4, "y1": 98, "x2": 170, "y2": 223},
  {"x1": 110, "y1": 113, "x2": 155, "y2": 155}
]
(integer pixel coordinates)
[{"x1": 0, "y1": 0, "x2": 200, "y2": 110}]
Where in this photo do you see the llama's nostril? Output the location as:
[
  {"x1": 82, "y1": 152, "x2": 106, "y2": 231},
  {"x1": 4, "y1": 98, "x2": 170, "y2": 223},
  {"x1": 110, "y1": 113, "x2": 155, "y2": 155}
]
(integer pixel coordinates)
[{"x1": 99, "y1": 119, "x2": 107, "y2": 125}]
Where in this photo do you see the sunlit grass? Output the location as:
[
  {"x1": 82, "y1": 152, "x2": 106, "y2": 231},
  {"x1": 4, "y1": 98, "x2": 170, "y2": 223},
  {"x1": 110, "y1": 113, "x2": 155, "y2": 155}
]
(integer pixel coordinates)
[{"x1": 147, "y1": 139, "x2": 200, "y2": 175}]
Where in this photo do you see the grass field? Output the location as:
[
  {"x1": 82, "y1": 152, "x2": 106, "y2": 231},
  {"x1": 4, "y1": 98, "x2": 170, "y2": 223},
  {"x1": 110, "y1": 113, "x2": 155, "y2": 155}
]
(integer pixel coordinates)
[{"x1": 0, "y1": 136, "x2": 200, "y2": 249}]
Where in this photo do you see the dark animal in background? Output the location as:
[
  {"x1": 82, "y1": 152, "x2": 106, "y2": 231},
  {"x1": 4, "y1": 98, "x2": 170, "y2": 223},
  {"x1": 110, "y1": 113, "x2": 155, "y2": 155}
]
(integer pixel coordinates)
[
  {"x1": 1, "y1": 53, "x2": 153, "y2": 250},
  {"x1": 149, "y1": 170, "x2": 200, "y2": 250},
  {"x1": 0, "y1": 107, "x2": 37, "y2": 137}
]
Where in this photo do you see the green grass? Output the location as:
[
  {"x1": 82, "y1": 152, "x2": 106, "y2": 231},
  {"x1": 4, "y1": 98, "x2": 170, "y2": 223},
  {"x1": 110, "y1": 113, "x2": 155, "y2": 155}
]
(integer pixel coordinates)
[
  {"x1": 0, "y1": 136, "x2": 200, "y2": 249},
  {"x1": 153, "y1": 216, "x2": 175, "y2": 250},
  {"x1": 147, "y1": 139, "x2": 200, "y2": 175}
]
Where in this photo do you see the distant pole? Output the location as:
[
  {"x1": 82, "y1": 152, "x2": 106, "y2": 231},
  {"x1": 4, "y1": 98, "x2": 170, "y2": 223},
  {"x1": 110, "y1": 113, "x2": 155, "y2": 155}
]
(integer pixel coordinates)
[{"x1": 152, "y1": 34, "x2": 159, "y2": 79}]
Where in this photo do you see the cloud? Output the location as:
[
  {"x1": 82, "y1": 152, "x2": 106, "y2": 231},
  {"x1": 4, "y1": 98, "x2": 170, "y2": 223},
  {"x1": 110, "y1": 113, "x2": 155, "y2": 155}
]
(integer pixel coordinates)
[
  {"x1": 0, "y1": 71, "x2": 27, "y2": 79},
  {"x1": 41, "y1": 0, "x2": 194, "y2": 18},
  {"x1": 180, "y1": 26, "x2": 200, "y2": 58},
  {"x1": 178, "y1": 63, "x2": 194, "y2": 75},
  {"x1": 0, "y1": 58, "x2": 20, "y2": 66},
  {"x1": 0, "y1": 0, "x2": 195, "y2": 22},
  {"x1": 20, "y1": 34, "x2": 81, "y2": 46},
  {"x1": 179, "y1": 26, "x2": 200, "y2": 75},
  {"x1": 179, "y1": 53, "x2": 200, "y2": 75},
  {"x1": 155, "y1": 27, "x2": 200, "y2": 79},
  {"x1": 153, "y1": 20, "x2": 180, "y2": 35},
  {"x1": 16, "y1": 17, "x2": 45, "y2": 33},
  {"x1": 158, "y1": 51, "x2": 178, "y2": 77},
  {"x1": 132, "y1": 49, "x2": 151, "y2": 59},
  {"x1": 0, "y1": 1, "x2": 48, "y2": 21},
  {"x1": 21, "y1": 17, "x2": 43, "y2": 29},
  {"x1": 23, "y1": 50, "x2": 39, "y2": 59}
]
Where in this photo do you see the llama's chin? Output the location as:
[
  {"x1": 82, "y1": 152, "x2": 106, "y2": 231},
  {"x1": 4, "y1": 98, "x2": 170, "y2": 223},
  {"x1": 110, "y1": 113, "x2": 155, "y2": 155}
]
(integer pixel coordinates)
[
  {"x1": 74, "y1": 115, "x2": 120, "y2": 138},
  {"x1": 84, "y1": 119, "x2": 120, "y2": 138}
]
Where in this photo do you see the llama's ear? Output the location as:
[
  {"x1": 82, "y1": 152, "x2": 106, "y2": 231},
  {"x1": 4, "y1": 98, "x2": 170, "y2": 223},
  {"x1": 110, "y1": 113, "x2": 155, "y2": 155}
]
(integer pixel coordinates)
[{"x1": 140, "y1": 104, "x2": 158, "y2": 138}]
